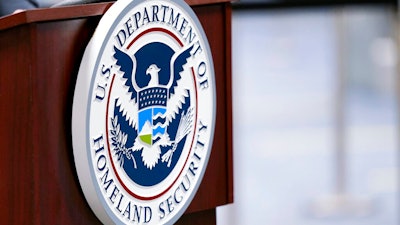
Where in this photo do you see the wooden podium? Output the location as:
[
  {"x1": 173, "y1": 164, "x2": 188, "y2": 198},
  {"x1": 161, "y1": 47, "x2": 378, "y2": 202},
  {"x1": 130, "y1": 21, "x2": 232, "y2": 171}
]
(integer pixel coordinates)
[{"x1": 0, "y1": 1, "x2": 232, "y2": 224}]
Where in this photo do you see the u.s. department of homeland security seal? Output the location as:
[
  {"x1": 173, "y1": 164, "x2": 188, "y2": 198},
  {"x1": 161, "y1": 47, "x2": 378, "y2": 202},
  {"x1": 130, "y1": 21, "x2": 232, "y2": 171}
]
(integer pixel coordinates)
[{"x1": 71, "y1": 0, "x2": 216, "y2": 224}]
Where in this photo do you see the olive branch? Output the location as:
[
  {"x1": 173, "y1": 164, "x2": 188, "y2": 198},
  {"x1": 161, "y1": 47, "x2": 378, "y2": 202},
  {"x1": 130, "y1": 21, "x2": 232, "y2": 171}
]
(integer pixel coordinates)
[{"x1": 110, "y1": 116, "x2": 137, "y2": 169}]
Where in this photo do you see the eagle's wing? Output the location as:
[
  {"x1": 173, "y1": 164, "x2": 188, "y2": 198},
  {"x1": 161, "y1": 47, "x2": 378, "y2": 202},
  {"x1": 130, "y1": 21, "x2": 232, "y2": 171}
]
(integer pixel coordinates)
[
  {"x1": 113, "y1": 46, "x2": 138, "y2": 129},
  {"x1": 113, "y1": 46, "x2": 137, "y2": 102},
  {"x1": 168, "y1": 45, "x2": 193, "y2": 98},
  {"x1": 165, "y1": 45, "x2": 194, "y2": 124}
]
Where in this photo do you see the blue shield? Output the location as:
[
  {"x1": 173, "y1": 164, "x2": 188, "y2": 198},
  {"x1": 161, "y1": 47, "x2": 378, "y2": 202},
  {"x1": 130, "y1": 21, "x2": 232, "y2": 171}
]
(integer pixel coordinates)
[{"x1": 138, "y1": 87, "x2": 168, "y2": 146}]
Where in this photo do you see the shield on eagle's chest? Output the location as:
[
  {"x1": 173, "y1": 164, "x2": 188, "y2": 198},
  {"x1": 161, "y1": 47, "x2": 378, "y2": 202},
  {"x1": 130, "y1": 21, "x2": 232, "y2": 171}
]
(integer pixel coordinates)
[{"x1": 138, "y1": 87, "x2": 168, "y2": 146}]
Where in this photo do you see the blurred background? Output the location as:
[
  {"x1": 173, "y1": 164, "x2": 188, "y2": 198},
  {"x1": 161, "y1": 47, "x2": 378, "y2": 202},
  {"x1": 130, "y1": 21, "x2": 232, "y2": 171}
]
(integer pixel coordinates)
[{"x1": 217, "y1": 0, "x2": 399, "y2": 224}]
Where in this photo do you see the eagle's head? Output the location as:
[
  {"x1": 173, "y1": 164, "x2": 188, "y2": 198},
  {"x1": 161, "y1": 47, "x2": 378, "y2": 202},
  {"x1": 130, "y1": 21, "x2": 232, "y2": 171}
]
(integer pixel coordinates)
[
  {"x1": 146, "y1": 64, "x2": 160, "y2": 76},
  {"x1": 146, "y1": 64, "x2": 161, "y2": 87}
]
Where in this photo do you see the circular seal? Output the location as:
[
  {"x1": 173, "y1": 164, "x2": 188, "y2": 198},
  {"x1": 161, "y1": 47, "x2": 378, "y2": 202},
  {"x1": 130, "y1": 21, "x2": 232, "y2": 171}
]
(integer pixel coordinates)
[{"x1": 71, "y1": 0, "x2": 216, "y2": 224}]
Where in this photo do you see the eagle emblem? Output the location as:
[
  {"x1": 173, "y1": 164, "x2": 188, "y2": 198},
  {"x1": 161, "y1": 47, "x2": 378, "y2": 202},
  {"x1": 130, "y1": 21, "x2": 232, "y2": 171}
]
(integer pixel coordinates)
[
  {"x1": 72, "y1": 0, "x2": 216, "y2": 223},
  {"x1": 109, "y1": 41, "x2": 195, "y2": 186}
]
